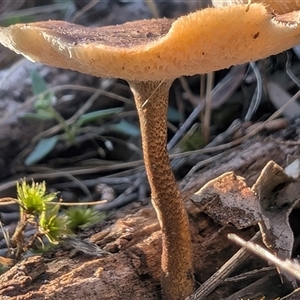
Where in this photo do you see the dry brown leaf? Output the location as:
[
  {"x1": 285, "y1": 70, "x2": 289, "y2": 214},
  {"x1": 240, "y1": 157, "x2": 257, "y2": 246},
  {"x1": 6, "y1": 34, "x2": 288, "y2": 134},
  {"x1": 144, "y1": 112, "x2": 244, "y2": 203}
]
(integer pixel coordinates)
[
  {"x1": 191, "y1": 160, "x2": 300, "y2": 284},
  {"x1": 191, "y1": 172, "x2": 259, "y2": 229},
  {"x1": 267, "y1": 82, "x2": 300, "y2": 120}
]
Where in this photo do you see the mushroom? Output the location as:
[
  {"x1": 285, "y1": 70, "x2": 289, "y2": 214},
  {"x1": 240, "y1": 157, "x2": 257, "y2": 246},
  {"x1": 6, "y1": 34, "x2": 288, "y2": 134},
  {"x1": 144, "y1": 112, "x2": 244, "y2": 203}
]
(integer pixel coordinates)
[
  {"x1": 212, "y1": 0, "x2": 300, "y2": 15},
  {"x1": 1, "y1": 3, "x2": 300, "y2": 299}
]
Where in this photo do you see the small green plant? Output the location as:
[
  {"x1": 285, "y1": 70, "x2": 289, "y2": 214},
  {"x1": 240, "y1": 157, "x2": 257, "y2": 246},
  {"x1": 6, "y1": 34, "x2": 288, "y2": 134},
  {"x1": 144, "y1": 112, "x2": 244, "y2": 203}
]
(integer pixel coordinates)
[
  {"x1": 24, "y1": 70, "x2": 123, "y2": 166},
  {"x1": 39, "y1": 203, "x2": 71, "y2": 244},
  {"x1": 17, "y1": 180, "x2": 56, "y2": 213},
  {"x1": 27, "y1": 69, "x2": 76, "y2": 143},
  {"x1": 9, "y1": 179, "x2": 104, "y2": 258},
  {"x1": 11, "y1": 180, "x2": 66, "y2": 257},
  {"x1": 67, "y1": 206, "x2": 105, "y2": 231}
]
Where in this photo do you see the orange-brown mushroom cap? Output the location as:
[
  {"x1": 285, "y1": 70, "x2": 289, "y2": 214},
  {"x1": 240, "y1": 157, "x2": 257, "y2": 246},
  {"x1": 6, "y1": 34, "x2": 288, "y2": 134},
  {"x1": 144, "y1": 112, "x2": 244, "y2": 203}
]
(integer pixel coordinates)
[
  {"x1": 212, "y1": 0, "x2": 300, "y2": 15},
  {"x1": 1, "y1": 3, "x2": 300, "y2": 81}
]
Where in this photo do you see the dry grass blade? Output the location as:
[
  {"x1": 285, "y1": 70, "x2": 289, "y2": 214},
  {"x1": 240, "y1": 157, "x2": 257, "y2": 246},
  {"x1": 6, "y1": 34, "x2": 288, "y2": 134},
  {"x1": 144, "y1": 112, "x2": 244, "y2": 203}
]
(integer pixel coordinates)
[
  {"x1": 228, "y1": 233, "x2": 300, "y2": 280},
  {"x1": 285, "y1": 51, "x2": 300, "y2": 88},
  {"x1": 244, "y1": 62, "x2": 262, "y2": 121},
  {"x1": 186, "y1": 232, "x2": 261, "y2": 300},
  {"x1": 174, "y1": 89, "x2": 300, "y2": 160},
  {"x1": 72, "y1": 1, "x2": 98, "y2": 23},
  {"x1": 144, "y1": 0, "x2": 160, "y2": 18},
  {"x1": 267, "y1": 81, "x2": 300, "y2": 120},
  {"x1": 0, "y1": 197, "x2": 18, "y2": 206},
  {"x1": 63, "y1": 237, "x2": 112, "y2": 257},
  {"x1": 168, "y1": 65, "x2": 245, "y2": 151},
  {"x1": 202, "y1": 72, "x2": 214, "y2": 144}
]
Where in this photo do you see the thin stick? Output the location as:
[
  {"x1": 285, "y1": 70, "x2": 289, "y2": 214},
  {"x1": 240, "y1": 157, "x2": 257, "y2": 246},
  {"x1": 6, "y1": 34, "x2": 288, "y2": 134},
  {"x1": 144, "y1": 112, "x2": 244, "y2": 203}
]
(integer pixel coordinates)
[
  {"x1": 228, "y1": 233, "x2": 300, "y2": 281},
  {"x1": 203, "y1": 72, "x2": 214, "y2": 144},
  {"x1": 0, "y1": 197, "x2": 107, "y2": 206},
  {"x1": 187, "y1": 232, "x2": 261, "y2": 300}
]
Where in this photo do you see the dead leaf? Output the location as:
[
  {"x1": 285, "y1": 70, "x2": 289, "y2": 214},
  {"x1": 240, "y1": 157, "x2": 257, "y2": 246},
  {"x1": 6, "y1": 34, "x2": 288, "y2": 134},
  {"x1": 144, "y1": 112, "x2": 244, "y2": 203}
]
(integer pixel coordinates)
[
  {"x1": 191, "y1": 172, "x2": 259, "y2": 229},
  {"x1": 191, "y1": 160, "x2": 300, "y2": 284}
]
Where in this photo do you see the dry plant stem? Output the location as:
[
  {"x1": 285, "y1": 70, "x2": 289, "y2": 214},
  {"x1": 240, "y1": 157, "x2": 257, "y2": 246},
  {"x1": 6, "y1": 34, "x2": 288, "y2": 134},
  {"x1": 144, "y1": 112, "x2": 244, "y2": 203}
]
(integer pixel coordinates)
[
  {"x1": 187, "y1": 232, "x2": 261, "y2": 300},
  {"x1": 10, "y1": 212, "x2": 27, "y2": 258},
  {"x1": 129, "y1": 80, "x2": 194, "y2": 300},
  {"x1": 228, "y1": 233, "x2": 300, "y2": 281},
  {"x1": 203, "y1": 72, "x2": 214, "y2": 144}
]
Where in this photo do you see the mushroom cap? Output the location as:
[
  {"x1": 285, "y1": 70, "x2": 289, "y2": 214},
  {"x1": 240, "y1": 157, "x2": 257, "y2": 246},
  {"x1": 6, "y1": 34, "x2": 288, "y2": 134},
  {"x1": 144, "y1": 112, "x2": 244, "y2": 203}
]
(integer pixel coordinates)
[
  {"x1": 1, "y1": 3, "x2": 300, "y2": 81},
  {"x1": 212, "y1": 0, "x2": 300, "y2": 14}
]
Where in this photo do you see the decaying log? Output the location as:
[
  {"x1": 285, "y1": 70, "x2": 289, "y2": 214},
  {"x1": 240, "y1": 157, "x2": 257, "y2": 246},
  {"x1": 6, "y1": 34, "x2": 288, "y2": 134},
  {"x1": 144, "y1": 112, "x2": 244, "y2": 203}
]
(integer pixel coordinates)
[{"x1": 0, "y1": 137, "x2": 299, "y2": 299}]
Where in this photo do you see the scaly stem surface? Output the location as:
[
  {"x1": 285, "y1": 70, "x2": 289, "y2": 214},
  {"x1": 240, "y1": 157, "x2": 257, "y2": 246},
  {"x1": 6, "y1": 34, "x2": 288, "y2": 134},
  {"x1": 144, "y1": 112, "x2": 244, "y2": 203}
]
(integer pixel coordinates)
[{"x1": 129, "y1": 80, "x2": 194, "y2": 300}]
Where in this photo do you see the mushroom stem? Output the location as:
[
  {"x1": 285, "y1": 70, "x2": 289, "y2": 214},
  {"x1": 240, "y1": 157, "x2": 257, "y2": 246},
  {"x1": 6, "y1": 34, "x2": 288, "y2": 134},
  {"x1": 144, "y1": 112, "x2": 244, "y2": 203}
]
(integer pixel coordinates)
[{"x1": 129, "y1": 80, "x2": 194, "y2": 300}]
